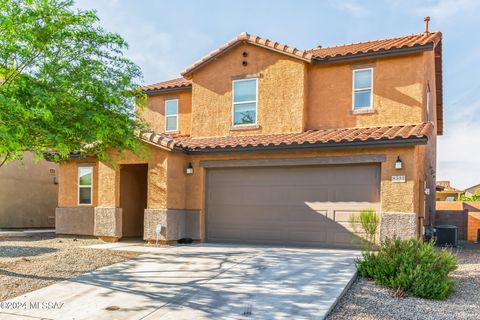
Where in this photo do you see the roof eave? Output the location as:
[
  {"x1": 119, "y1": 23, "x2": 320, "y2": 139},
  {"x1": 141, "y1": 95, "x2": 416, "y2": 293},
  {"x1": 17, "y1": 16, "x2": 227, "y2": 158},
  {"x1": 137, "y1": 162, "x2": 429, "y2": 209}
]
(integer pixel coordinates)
[
  {"x1": 143, "y1": 86, "x2": 192, "y2": 95},
  {"x1": 312, "y1": 43, "x2": 434, "y2": 64},
  {"x1": 181, "y1": 137, "x2": 429, "y2": 154}
]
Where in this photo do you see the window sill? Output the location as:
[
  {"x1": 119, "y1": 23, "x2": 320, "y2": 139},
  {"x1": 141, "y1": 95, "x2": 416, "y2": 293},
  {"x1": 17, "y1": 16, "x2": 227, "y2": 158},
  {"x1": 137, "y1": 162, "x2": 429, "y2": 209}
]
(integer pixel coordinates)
[
  {"x1": 351, "y1": 108, "x2": 376, "y2": 115},
  {"x1": 230, "y1": 124, "x2": 261, "y2": 131}
]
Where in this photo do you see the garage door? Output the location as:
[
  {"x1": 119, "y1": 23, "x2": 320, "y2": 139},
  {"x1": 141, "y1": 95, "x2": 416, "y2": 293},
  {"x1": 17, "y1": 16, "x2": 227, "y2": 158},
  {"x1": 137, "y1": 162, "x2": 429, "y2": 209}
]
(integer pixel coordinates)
[{"x1": 206, "y1": 164, "x2": 380, "y2": 248}]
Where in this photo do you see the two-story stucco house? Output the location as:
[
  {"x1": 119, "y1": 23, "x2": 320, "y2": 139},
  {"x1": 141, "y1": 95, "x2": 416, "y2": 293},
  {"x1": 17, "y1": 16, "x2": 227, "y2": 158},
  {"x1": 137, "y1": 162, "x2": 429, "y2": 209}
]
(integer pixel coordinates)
[{"x1": 56, "y1": 29, "x2": 443, "y2": 248}]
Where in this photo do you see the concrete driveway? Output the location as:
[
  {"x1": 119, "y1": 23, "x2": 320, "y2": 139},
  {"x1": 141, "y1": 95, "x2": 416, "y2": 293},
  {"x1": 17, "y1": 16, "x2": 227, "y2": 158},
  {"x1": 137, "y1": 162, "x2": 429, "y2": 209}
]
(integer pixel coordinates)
[{"x1": 0, "y1": 244, "x2": 360, "y2": 320}]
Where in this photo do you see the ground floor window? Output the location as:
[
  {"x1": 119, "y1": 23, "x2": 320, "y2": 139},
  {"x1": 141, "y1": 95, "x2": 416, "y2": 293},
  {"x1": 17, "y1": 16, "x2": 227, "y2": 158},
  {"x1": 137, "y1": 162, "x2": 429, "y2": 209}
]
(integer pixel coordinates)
[{"x1": 78, "y1": 167, "x2": 93, "y2": 205}]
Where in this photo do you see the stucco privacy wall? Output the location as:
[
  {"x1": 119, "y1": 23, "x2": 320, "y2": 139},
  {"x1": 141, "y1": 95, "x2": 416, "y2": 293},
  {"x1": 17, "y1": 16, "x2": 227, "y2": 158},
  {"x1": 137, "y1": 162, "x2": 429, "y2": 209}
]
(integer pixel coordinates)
[
  {"x1": 0, "y1": 152, "x2": 58, "y2": 228},
  {"x1": 190, "y1": 43, "x2": 307, "y2": 137},
  {"x1": 141, "y1": 90, "x2": 192, "y2": 135}
]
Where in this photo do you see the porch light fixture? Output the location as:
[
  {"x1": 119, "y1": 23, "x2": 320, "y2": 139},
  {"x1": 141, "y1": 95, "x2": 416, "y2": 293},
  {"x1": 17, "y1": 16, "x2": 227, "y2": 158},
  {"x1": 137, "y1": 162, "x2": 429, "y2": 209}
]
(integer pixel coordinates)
[
  {"x1": 395, "y1": 156, "x2": 403, "y2": 170},
  {"x1": 186, "y1": 162, "x2": 194, "y2": 175}
]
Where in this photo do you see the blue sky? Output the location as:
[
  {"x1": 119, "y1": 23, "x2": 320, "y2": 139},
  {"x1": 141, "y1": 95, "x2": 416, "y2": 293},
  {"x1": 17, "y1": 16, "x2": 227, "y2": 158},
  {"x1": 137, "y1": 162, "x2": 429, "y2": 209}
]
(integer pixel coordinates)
[{"x1": 76, "y1": 0, "x2": 480, "y2": 189}]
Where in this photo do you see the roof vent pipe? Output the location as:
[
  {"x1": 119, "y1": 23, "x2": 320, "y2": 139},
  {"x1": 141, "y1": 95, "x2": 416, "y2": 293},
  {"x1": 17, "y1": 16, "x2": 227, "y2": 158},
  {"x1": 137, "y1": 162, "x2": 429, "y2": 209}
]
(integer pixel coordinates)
[{"x1": 424, "y1": 16, "x2": 430, "y2": 33}]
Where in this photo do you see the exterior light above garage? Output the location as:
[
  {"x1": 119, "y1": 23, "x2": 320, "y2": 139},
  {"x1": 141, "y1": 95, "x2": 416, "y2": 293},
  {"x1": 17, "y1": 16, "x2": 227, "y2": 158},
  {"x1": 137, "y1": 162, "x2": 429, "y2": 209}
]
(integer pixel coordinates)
[
  {"x1": 395, "y1": 156, "x2": 403, "y2": 170},
  {"x1": 186, "y1": 162, "x2": 194, "y2": 175}
]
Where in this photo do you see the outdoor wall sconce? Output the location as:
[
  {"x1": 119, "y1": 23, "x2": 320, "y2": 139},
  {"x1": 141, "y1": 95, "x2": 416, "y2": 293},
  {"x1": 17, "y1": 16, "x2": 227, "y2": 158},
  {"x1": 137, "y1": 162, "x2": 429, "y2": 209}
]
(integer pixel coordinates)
[
  {"x1": 186, "y1": 162, "x2": 194, "y2": 175},
  {"x1": 395, "y1": 156, "x2": 403, "y2": 170}
]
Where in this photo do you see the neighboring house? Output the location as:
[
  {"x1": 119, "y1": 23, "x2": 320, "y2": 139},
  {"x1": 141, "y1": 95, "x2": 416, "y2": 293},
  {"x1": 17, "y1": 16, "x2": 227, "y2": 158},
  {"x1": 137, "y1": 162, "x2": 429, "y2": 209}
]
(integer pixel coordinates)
[
  {"x1": 436, "y1": 181, "x2": 463, "y2": 201},
  {"x1": 464, "y1": 184, "x2": 480, "y2": 198},
  {"x1": 56, "y1": 28, "x2": 443, "y2": 248},
  {"x1": 0, "y1": 152, "x2": 58, "y2": 228}
]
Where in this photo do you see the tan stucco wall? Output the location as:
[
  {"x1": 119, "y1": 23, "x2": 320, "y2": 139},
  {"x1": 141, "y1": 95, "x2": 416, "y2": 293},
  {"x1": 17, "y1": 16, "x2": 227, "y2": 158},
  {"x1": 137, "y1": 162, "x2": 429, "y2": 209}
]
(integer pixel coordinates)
[
  {"x1": 140, "y1": 90, "x2": 192, "y2": 135},
  {"x1": 58, "y1": 146, "x2": 169, "y2": 210},
  {"x1": 141, "y1": 46, "x2": 435, "y2": 139},
  {"x1": 307, "y1": 54, "x2": 426, "y2": 130},
  {"x1": 56, "y1": 46, "x2": 438, "y2": 240},
  {"x1": 55, "y1": 207, "x2": 94, "y2": 235},
  {"x1": 165, "y1": 146, "x2": 418, "y2": 240},
  {"x1": 0, "y1": 152, "x2": 58, "y2": 228},
  {"x1": 190, "y1": 43, "x2": 307, "y2": 137},
  {"x1": 58, "y1": 158, "x2": 99, "y2": 207},
  {"x1": 57, "y1": 144, "x2": 428, "y2": 240}
]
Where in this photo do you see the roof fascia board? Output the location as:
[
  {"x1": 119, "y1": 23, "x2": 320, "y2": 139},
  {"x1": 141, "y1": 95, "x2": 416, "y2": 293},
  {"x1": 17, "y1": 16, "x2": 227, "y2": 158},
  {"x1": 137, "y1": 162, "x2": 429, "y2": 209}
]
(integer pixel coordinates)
[
  {"x1": 144, "y1": 86, "x2": 192, "y2": 95},
  {"x1": 182, "y1": 40, "x2": 243, "y2": 77},
  {"x1": 182, "y1": 40, "x2": 311, "y2": 77}
]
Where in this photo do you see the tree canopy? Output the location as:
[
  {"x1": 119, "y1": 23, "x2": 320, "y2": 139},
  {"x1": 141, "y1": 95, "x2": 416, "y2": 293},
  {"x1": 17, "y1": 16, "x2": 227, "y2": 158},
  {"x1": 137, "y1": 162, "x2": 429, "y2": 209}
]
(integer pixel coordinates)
[{"x1": 0, "y1": 0, "x2": 146, "y2": 167}]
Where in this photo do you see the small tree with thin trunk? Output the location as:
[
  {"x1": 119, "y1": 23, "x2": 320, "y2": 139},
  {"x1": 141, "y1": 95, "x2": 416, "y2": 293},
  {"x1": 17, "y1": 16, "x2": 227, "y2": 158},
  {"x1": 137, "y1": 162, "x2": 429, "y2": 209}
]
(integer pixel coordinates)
[
  {"x1": 349, "y1": 209, "x2": 380, "y2": 251},
  {"x1": 0, "y1": 0, "x2": 147, "y2": 167}
]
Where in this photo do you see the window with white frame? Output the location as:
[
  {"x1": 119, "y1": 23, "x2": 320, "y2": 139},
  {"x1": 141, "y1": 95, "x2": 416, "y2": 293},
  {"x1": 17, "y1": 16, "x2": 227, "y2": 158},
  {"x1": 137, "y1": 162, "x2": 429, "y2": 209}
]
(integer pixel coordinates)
[
  {"x1": 78, "y1": 167, "x2": 93, "y2": 205},
  {"x1": 353, "y1": 68, "x2": 373, "y2": 110},
  {"x1": 165, "y1": 99, "x2": 178, "y2": 132},
  {"x1": 233, "y1": 79, "x2": 257, "y2": 126}
]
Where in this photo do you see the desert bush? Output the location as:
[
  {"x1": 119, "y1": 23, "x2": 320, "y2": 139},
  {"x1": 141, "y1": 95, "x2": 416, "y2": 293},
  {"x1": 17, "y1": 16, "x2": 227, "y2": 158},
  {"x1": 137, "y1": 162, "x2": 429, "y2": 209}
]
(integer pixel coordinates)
[
  {"x1": 356, "y1": 237, "x2": 458, "y2": 300},
  {"x1": 349, "y1": 209, "x2": 379, "y2": 251}
]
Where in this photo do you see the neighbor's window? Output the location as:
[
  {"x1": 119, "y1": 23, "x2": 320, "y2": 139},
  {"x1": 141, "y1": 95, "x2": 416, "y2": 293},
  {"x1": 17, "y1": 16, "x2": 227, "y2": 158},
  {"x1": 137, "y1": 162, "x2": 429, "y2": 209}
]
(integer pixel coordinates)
[
  {"x1": 165, "y1": 99, "x2": 178, "y2": 132},
  {"x1": 353, "y1": 68, "x2": 373, "y2": 110},
  {"x1": 78, "y1": 167, "x2": 93, "y2": 205},
  {"x1": 233, "y1": 79, "x2": 257, "y2": 126}
]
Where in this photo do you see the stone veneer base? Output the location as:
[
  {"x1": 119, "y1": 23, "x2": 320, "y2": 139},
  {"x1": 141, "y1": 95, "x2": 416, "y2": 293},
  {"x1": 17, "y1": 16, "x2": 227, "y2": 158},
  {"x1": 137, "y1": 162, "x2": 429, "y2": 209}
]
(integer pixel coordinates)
[
  {"x1": 144, "y1": 209, "x2": 200, "y2": 241},
  {"x1": 94, "y1": 207, "x2": 122, "y2": 238},
  {"x1": 380, "y1": 212, "x2": 417, "y2": 240}
]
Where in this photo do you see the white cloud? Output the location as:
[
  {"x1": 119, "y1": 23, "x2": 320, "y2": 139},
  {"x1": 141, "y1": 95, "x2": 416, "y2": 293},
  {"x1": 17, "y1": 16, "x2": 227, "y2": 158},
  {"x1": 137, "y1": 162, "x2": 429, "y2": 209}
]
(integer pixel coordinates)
[
  {"x1": 330, "y1": 1, "x2": 369, "y2": 17},
  {"x1": 415, "y1": 0, "x2": 478, "y2": 22},
  {"x1": 75, "y1": 0, "x2": 181, "y2": 84},
  {"x1": 437, "y1": 98, "x2": 480, "y2": 189}
]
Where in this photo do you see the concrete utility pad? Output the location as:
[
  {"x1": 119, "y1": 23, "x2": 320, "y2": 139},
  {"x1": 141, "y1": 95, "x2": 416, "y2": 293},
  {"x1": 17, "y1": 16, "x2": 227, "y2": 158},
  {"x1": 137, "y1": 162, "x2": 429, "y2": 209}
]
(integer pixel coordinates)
[{"x1": 0, "y1": 244, "x2": 359, "y2": 320}]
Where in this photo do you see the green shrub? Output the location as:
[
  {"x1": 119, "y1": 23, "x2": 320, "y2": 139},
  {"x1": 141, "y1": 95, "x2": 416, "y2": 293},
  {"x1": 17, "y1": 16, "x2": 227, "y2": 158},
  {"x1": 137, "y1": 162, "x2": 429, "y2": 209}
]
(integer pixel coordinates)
[
  {"x1": 349, "y1": 209, "x2": 379, "y2": 251},
  {"x1": 356, "y1": 237, "x2": 458, "y2": 300}
]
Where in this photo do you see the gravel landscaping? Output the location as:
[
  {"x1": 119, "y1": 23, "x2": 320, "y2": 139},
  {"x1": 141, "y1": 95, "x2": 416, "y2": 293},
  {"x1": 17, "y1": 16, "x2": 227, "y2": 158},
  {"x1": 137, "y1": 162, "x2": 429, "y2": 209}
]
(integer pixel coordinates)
[
  {"x1": 328, "y1": 243, "x2": 480, "y2": 320},
  {"x1": 0, "y1": 235, "x2": 140, "y2": 301}
]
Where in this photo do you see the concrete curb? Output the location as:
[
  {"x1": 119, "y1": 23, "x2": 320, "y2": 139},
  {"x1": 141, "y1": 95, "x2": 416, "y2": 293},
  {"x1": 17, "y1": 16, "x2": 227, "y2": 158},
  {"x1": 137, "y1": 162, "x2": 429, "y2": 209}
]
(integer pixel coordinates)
[
  {"x1": 323, "y1": 269, "x2": 358, "y2": 319},
  {"x1": 0, "y1": 229, "x2": 55, "y2": 238}
]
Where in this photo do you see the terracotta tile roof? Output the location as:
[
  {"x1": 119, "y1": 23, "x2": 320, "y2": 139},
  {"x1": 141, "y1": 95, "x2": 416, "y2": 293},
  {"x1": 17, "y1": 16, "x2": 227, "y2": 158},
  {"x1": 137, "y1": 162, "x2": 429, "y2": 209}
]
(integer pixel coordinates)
[
  {"x1": 181, "y1": 32, "x2": 313, "y2": 77},
  {"x1": 436, "y1": 181, "x2": 462, "y2": 192},
  {"x1": 141, "y1": 123, "x2": 433, "y2": 152},
  {"x1": 142, "y1": 77, "x2": 191, "y2": 93},
  {"x1": 307, "y1": 32, "x2": 441, "y2": 60}
]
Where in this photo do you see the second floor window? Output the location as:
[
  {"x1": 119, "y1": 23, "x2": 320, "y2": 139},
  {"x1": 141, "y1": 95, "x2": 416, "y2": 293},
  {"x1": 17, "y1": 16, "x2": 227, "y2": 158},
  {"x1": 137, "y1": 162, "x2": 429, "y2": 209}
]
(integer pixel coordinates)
[
  {"x1": 233, "y1": 79, "x2": 257, "y2": 126},
  {"x1": 165, "y1": 99, "x2": 178, "y2": 132},
  {"x1": 353, "y1": 68, "x2": 373, "y2": 110}
]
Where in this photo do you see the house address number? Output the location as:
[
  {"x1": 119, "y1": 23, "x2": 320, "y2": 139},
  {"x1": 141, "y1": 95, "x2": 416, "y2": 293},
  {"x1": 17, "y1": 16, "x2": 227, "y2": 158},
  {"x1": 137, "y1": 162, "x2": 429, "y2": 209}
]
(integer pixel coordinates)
[{"x1": 391, "y1": 175, "x2": 406, "y2": 183}]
